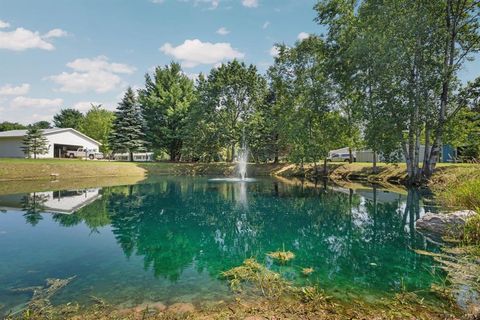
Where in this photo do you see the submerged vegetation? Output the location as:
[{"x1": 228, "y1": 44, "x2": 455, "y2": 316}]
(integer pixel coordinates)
[
  {"x1": 266, "y1": 250, "x2": 295, "y2": 264},
  {"x1": 221, "y1": 258, "x2": 293, "y2": 298}
]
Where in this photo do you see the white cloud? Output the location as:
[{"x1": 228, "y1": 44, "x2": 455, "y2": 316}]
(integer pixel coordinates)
[
  {"x1": 0, "y1": 22, "x2": 68, "y2": 51},
  {"x1": 0, "y1": 20, "x2": 10, "y2": 29},
  {"x1": 193, "y1": 0, "x2": 220, "y2": 9},
  {"x1": 73, "y1": 101, "x2": 99, "y2": 112},
  {"x1": 43, "y1": 28, "x2": 68, "y2": 39},
  {"x1": 242, "y1": 0, "x2": 258, "y2": 8},
  {"x1": 66, "y1": 56, "x2": 136, "y2": 74},
  {"x1": 297, "y1": 32, "x2": 309, "y2": 41},
  {"x1": 73, "y1": 101, "x2": 115, "y2": 112},
  {"x1": 48, "y1": 56, "x2": 136, "y2": 93},
  {"x1": 160, "y1": 39, "x2": 244, "y2": 68},
  {"x1": 10, "y1": 96, "x2": 63, "y2": 109},
  {"x1": 262, "y1": 21, "x2": 270, "y2": 29},
  {"x1": 154, "y1": 0, "x2": 220, "y2": 9},
  {"x1": 269, "y1": 46, "x2": 279, "y2": 57},
  {"x1": 0, "y1": 83, "x2": 30, "y2": 96},
  {"x1": 216, "y1": 27, "x2": 230, "y2": 35}
]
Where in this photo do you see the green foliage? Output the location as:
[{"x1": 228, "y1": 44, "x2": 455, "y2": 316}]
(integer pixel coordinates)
[
  {"x1": 79, "y1": 104, "x2": 115, "y2": 153},
  {"x1": 109, "y1": 87, "x2": 147, "y2": 159},
  {"x1": 30, "y1": 121, "x2": 52, "y2": 129},
  {"x1": 139, "y1": 62, "x2": 196, "y2": 161},
  {"x1": 53, "y1": 108, "x2": 85, "y2": 130},
  {"x1": 464, "y1": 213, "x2": 480, "y2": 245},
  {"x1": 0, "y1": 121, "x2": 27, "y2": 132},
  {"x1": 21, "y1": 127, "x2": 50, "y2": 159},
  {"x1": 182, "y1": 74, "x2": 223, "y2": 162}
]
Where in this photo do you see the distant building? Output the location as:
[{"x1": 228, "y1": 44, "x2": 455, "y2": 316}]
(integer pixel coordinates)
[
  {"x1": 329, "y1": 145, "x2": 456, "y2": 163},
  {"x1": 110, "y1": 152, "x2": 155, "y2": 162},
  {"x1": 0, "y1": 128, "x2": 101, "y2": 158}
]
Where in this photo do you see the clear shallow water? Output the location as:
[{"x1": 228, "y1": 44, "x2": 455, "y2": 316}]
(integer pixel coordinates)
[{"x1": 0, "y1": 177, "x2": 444, "y2": 315}]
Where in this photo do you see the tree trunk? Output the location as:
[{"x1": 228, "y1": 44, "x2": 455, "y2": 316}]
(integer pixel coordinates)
[
  {"x1": 425, "y1": 0, "x2": 456, "y2": 178},
  {"x1": 372, "y1": 150, "x2": 378, "y2": 174},
  {"x1": 273, "y1": 133, "x2": 279, "y2": 164},
  {"x1": 323, "y1": 158, "x2": 328, "y2": 176},
  {"x1": 422, "y1": 125, "x2": 431, "y2": 177},
  {"x1": 230, "y1": 143, "x2": 235, "y2": 163},
  {"x1": 129, "y1": 151, "x2": 134, "y2": 162}
]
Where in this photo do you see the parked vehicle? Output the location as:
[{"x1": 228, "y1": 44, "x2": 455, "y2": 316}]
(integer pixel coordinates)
[
  {"x1": 68, "y1": 147, "x2": 104, "y2": 160},
  {"x1": 327, "y1": 152, "x2": 356, "y2": 162}
]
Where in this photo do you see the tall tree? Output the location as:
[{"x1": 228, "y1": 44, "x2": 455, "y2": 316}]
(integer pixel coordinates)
[
  {"x1": 206, "y1": 60, "x2": 266, "y2": 162},
  {"x1": 424, "y1": 0, "x2": 480, "y2": 177},
  {"x1": 315, "y1": 0, "x2": 362, "y2": 163},
  {"x1": 79, "y1": 104, "x2": 115, "y2": 153},
  {"x1": 182, "y1": 74, "x2": 223, "y2": 162},
  {"x1": 53, "y1": 108, "x2": 85, "y2": 129},
  {"x1": 139, "y1": 62, "x2": 195, "y2": 161},
  {"x1": 21, "y1": 127, "x2": 50, "y2": 159},
  {"x1": 109, "y1": 87, "x2": 147, "y2": 161}
]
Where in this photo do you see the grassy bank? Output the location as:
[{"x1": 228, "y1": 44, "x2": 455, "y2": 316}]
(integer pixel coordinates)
[
  {"x1": 0, "y1": 158, "x2": 147, "y2": 181},
  {"x1": 0, "y1": 158, "x2": 285, "y2": 182}
]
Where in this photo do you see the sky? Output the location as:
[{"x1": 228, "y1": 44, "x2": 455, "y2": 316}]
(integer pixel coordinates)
[{"x1": 0, "y1": 0, "x2": 479, "y2": 125}]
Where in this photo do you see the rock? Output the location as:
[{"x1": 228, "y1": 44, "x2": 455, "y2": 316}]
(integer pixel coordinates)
[
  {"x1": 168, "y1": 302, "x2": 195, "y2": 314},
  {"x1": 415, "y1": 210, "x2": 477, "y2": 242}
]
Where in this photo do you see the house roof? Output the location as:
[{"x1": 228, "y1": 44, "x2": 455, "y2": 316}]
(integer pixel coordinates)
[{"x1": 0, "y1": 128, "x2": 102, "y2": 145}]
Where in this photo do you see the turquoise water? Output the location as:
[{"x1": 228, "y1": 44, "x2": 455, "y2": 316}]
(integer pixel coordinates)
[{"x1": 0, "y1": 177, "x2": 444, "y2": 314}]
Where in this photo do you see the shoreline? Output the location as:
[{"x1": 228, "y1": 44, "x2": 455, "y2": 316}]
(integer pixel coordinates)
[{"x1": 1, "y1": 158, "x2": 477, "y2": 182}]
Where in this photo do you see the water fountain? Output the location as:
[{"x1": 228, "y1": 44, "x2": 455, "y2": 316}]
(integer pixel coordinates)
[
  {"x1": 237, "y1": 146, "x2": 248, "y2": 181},
  {"x1": 208, "y1": 143, "x2": 255, "y2": 183}
]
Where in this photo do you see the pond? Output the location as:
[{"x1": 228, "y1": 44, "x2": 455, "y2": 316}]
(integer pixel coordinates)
[{"x1": 0, "y1": 176, "x2": 445, "y2": 315}]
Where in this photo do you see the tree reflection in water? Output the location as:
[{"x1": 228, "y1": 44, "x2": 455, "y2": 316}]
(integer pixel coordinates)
[
  {"x1": 33, "y1": 177, "x2": 440, "y2": 296},
  {"x1": 21, "y1": 192, "x2": 49, "y2": 226}
]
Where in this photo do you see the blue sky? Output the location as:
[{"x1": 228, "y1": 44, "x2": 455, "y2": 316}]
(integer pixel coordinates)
[{"x1": 0, "y1": 0, "x2": 478, "y2": 125}]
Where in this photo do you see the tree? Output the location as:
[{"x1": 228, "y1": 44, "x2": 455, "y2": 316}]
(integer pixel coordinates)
[
  {"x1": 424, "y1": 0, "x2": 480, "y2": 177},
  {"x1": 21, "y1": 127, "x2": 50, "y2": 159},
  {"x1": 31, "y1": 121, "x2": 52, "y2": 129},
  {"x1": 206, "y1": 60, "x2": 266, "y2": 162},
  {"x1": 315, "y1": 0, "x2": 362, "y2": 164},
  {"x1": 444, "y1": 76, "x2": 480, "y2": 161},
  {"x1": 139, "y1": 62, "x2": 195, "y2": 161},
  {"x1": 182, "y1": 74, "x2": 224, "y2": 162},
  {"x1": 109, "y1": 87, "x2": 147, "y2": 161},
  {"x1": 0, "y1": 122, "x2": 27, "y2": 132},
  {"x1": 53, "y1": 108, "x2": 85, "y2": 129},
  {"x1": 79, "y1": 104, "x2": 115, "y2": 153}
]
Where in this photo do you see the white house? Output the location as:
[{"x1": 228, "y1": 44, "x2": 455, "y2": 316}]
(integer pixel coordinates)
[
  {"x1": 0, "y1": 128, "x2": 101, "y2": 158},
  {"x1": 0, "y1": 188, "x2": 101, "y2": 214}
]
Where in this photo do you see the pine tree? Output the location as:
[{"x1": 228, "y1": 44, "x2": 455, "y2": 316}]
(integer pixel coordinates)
[
  {"x1": 21, "y1": 127, "x2": 50, "y2": 159},
  {"x1": 109, "y1": 87, "x2": 146, "y2": 161}
]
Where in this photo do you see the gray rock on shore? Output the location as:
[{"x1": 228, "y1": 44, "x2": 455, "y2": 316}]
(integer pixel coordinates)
[{"x1": 415, "y1": 210, "x2": 477, "y2": 242}]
